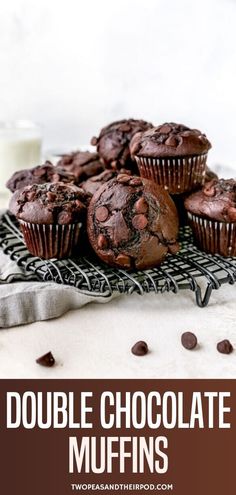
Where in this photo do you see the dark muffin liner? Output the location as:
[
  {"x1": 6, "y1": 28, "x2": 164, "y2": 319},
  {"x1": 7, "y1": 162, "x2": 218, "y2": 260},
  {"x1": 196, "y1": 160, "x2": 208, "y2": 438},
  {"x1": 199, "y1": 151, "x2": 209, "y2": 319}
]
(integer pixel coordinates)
[
  {"x1": 171, "y1": 194, "x2": 188, "y2": 227},
  {"x1": 134, "y1": 153, "x2": 208, "y2": 194},
  {"x1": 187, "y1": 213, "x2": 236, "y2": 257},
  {"x1": 19, "y1": 221, "x2": 82, "y2": 259}
]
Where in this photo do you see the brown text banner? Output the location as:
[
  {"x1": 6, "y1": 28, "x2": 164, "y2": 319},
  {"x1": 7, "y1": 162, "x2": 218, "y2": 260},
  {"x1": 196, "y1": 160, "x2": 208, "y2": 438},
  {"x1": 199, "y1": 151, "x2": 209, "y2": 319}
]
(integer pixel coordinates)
[{"x1": 0, "y1": 379, "x2": 235, "y2": 495}]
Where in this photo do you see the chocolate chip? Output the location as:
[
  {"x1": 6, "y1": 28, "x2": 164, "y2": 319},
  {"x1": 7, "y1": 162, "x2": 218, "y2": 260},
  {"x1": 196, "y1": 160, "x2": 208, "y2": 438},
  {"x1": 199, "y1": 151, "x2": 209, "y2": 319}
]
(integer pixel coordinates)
[
  {"x1": 117, "y1": 174, "x2": 131, "y2": 184},
  {"x1": 131, "y1": 341, "x2": 148, "y2": 356},
  {"x1": 134, "y1": 197, "x2": 148, "y2": 213},
  {"x1": 46, "y1": 191, "x2": 56, "y2": 202},
  {"x1": 119, "y1": 123, "x2": 131, "y2": 132},
  {"x1": 181, "y1": 130, "x2": 192, "y2": 137},
  {"x1": 34, "y1": 167, "x2": 46, "y2": 177},
  {"x1": 36, "y1": 352, "x2": 55, "y2": 367},
  {"x1": 95, "y1": 206, "x2": 109, "y2": 222},
  {"x1": 91, "y1": 136, "x2": 98, "y2": 146},
  {"x1": 129, "y1": 178, "x2": 142, "y2": 186},
  {"x1": 120, "y1": 168, "x2": 131, "y2": 176},
  {"x1": 159, "y1": 124, "x2": 171, "y2": 134},
  {"x1": 52, "y1": 173, "x2": 60, "y2": 182},
  {"x1": 26, "y1": 191, "x2": 36, "y2": 201},
  {"x1": 75, "y1": 199, "x2": 84, "y2": 208},
  {"x1": 58, "y1": 210, "x2": 72, "y2": 224},
  {"x1": 165, "y1": 136, "x2": 178, "y2": 147},
  {"x1": 116, "y1": 253, "x2": 132, "y2": 268},
  {"x1": 111, "y1": 161, "x2": 117, "y2": 170},
  {"x1": 168, "y1": 242, "x2": 179, "y2": 254},
  {"x1": 97, "y1": 234, "x2": 108, "y2": 249},
  {"x1": 204, "y1": 185, "x2": 216, "y2": 197},
  {"x1": 132, "y1": 214, "x2": 148, "y2": 230},
  {"x1": 217, "y1": 339, "x2": 233, "y2": 355},
  {"x1": 227, "y1": 207, "x2": 236, "y2": 222},
  {"x1": 181, "y1": 332, "x2": 198, "y2": 350}
]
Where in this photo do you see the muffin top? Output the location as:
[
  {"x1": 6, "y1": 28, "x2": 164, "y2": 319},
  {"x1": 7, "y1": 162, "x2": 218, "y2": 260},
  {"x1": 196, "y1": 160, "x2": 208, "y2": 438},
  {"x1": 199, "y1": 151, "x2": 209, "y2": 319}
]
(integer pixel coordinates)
[
  {"x1": 9, "y1": 182, "x2": 90, "y2": 224},
  {"x1": 130, "y1": 122, "x2": 212, "y2": 158},
  {"x1": 6, "y1": 161, "x2": 76, "y2": 193},
  {"x1": 56, "y1": 150, "x2": 104, "y2": 184},
  {"x1": 184, "y1": 178, "x2": 236, "y2": 222},
  {"x1": 87, "y1": 174, "x2": 179, "y2": 270},
  {"x1": 81, "y1": 168, "x2": 131, "y2": 196},
  {"x1": 91, "y1": 118, "x2": 153, "y2": 170}
]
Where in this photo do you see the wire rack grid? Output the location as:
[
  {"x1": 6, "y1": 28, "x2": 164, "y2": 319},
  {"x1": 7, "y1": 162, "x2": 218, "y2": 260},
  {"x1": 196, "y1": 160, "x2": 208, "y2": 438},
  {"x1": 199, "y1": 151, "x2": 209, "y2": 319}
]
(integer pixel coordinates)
[{"x1": 0, "y1": 212, "x2": 235, "y2": 307}]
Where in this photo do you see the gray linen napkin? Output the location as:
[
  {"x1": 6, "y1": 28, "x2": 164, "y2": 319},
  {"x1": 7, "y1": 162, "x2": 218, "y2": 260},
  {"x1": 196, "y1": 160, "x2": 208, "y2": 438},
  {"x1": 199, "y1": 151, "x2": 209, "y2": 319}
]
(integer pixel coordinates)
[{"x1": 0, "y1": 246, "x2": 116, "y2": 328}]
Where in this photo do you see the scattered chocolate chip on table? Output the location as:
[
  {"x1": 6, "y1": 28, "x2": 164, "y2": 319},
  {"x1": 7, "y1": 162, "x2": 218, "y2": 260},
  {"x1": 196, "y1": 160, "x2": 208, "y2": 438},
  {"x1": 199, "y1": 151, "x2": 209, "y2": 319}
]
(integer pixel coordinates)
[
  {"x1": 36, "y1": 352, "x2": 55, "y2": 367},
  {"x1": 131, "y1": 341, "x2": 149, "y2": 356},
  {"x1": 217, "y1": 339, "x2": 233, "y2": 355},
  {"x1": 181, "y1": 332, "x2": 198, "y2": 350}
]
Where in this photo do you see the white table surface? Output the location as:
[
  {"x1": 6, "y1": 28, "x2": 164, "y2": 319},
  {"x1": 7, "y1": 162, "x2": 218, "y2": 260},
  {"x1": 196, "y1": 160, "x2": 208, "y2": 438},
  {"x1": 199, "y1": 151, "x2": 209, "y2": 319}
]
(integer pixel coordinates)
[{"x1": 0, "y1": 283, "x2": 235, "y2": 379}]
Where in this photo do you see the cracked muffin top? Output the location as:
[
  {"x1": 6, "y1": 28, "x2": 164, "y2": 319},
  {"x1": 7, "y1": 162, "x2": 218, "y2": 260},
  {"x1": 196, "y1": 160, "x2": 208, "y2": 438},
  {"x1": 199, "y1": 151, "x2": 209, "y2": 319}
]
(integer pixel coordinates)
[
  {"x1": 56, "y1": 150, "x2": 104, "y2": 184},
  {"x1": 130, "y1": 122, "x2": 212, "y2": 158},
  {"x1": 9, "y1": 182, "x2": 91, "y2": 224},
  {"x1": 81, "y1": 168, "x2": 131, "y2": 196},
  {"x1": 87, "y1": 174, "x2": 179, "y2": 270},
  {"x1": 6, "y1": 161, "x2": 76, "y2": 193},
  {"x1": 184, "y1": 178, "x2": 236, "y2": 222},
  {"x1": 91, "y1": 118, "x2": 153, "y2": 170}
]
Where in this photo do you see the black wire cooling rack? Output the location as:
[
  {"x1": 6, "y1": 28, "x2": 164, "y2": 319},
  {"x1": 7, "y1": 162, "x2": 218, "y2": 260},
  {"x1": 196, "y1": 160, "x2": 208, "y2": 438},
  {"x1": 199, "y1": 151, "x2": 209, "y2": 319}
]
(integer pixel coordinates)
[{"x1": 0, "y1": 212, "x2": 235, "y2": 307}]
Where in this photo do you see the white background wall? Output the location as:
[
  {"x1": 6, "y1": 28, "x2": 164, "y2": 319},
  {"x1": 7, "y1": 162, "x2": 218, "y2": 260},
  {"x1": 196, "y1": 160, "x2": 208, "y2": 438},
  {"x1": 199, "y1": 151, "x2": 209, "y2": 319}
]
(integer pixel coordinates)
[{"x1": 0, "y1": 0, "x2": 236, "y2": 169}]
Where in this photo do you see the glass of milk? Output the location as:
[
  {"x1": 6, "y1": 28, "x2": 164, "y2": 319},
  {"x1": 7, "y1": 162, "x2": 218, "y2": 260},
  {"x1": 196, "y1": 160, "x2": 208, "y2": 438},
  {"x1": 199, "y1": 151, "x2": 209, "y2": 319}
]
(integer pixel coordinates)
[{"x1": 0, "y1": 120, "x2": 42, "y2": 197}]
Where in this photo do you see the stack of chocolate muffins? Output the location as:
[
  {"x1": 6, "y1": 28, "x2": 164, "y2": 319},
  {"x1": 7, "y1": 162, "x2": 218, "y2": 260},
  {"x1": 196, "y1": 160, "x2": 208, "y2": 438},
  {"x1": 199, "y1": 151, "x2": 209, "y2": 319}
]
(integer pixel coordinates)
[{"x1": 7, "y1": 118, "x2": 236, "y2": 266}]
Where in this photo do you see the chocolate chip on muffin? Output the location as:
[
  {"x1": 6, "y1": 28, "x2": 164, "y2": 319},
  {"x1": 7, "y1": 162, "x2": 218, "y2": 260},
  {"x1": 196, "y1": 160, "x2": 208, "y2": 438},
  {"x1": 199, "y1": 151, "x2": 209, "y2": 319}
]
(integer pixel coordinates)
[
  {"x1": 91, "y1": 118, "x2": 153, "y2": 171},
  {"x1": 185, "y1": 179, "x2": 236, "y2": 223},
  {"x1": 6, "y1": 161, "x2": 76, "y2": 193},
  {"x1": 130, "y1": 123, "x2": 212, "y2": 194},
  {"x1": 130, "y1": 123, "x2": 211, "y2": 158},
  {"x1": 10, "y1": 182, "x2": 90, "y2": 223},
  {"x1": 56, "y1": 150, "x2": 104, "y2": 185},
  {"x1": 87, "y1": 174, "x2": 179, "y2": 270},
  {"x1": 9, "y1": 182, "x2": 91, "y2": 259},
  {"x1": 185, "y1": 178, "x2": 236, "y2": 256}
]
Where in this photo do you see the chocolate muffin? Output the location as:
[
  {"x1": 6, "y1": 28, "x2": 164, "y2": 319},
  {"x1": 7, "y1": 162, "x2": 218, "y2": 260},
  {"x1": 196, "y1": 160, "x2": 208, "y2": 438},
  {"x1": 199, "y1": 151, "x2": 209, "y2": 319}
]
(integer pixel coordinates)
[
  {"x1": 56, "y1": 150, "x2": 104, "y2": 184},
  {"x1": 81, "y1": 168, "x2": 131, "y2": 196},
  {"x1": 91, "y1": 119, "x2": 153, "y2": 171},
  {"x1": 130, "y1": 122, "x2": 212, "y2": 194},
  {"x1": 6, "y1": 161, "x2": 76, "y2": 193},
  {"x1": 87, "y1": 174, "x2": 179, "y2": 270},
  {"x1": 185, "y1": 178, "x2": 236, "y2": 256},
  {"x1": 9, "y1": 182, "x2": 90, "y2": 259},
  {"x1": 172, "y1": 167, "x2": 218, "y2": 226}
]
